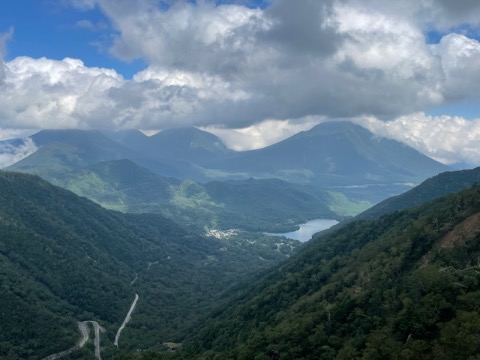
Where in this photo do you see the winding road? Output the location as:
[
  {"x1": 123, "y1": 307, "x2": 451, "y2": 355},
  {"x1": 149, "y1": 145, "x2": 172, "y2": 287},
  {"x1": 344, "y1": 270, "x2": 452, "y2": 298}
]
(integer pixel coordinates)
[
  {"x1": 43, "y1": 293, "x2": 139, "y2": 359},
  {"x1": 43, "y1": 321, "x2": 102, "y2": 360},
  {"x1": 44, "y1": 271, "x2": 141, "y2": 359}
]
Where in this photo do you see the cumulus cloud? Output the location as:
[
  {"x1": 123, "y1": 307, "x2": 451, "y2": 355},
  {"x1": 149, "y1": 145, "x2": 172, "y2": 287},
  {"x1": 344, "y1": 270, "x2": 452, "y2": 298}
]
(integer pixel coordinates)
[
  {"x1": 0, "y1": 27, "x2": 14, "y2": 84},
  {"x1": 0, "y1": 0, "x2": 479, "y2": 141},
  {"x1": 202, "y1": 116, "x2": 324, "y2": 151},
  {"x1": 1, "y1": 57, "x2": 123, "y2": 129},
  {"x1": 344, "y1": 0, "x2": 480, "y2": 31},
  {"x1": 0, "y1": 137, "x2": 38, "y2": 168},
  {"x1": 354, "y1": 113, "x2": 480, "y2": 166}
]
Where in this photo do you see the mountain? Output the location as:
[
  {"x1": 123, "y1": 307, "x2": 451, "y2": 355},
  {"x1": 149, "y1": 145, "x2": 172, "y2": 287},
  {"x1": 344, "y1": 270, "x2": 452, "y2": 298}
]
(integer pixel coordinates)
[
  {"x1": 144, "y1": 127, "x2": 233, "y2": 164},
  {"x1": 203, "y1": 178, "x2": 364, "y2": 231},
  {"x1": 358, "y1": 166, "x2": 480, "y2": 220},
  {"x1": 176, "y1": 184, "x2": 480, "y2": 359},
  {"x1": 6, "y1": 129, "x2": 137, "y2": 178},
  {"x1": 54, "y1": 159, "x2": 367, "y2": 232},
  {"x1": 104, "y1": 127, "x2": 233, "y2": 166},
  {"x1": 3, "y1": 122, "x2": 449, "y2": 207},
  {"x1": 0, "y1": 171, "x2": 300, "y2": 359},
  {"x1": 210, "y1": 121, "x2": 449, "y2": 186},
  {"x1": 103, "y1": 127, "x2": 234, "y2": 180},
  {"x1": 31, "y1": 129, "x2": 133, "y2": 155},
  {"x1": 59, "y1": 159, "x2": 179, "y2": 212},
  {"x1": 8, "y1": 129, "x2": 200, "y2": 180}
]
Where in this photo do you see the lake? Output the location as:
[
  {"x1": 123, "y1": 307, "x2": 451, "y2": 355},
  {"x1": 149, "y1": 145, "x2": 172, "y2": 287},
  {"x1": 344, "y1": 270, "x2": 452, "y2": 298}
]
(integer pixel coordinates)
[{"x1": 272, "y1": 219, "x2": 339, "y2": 242}]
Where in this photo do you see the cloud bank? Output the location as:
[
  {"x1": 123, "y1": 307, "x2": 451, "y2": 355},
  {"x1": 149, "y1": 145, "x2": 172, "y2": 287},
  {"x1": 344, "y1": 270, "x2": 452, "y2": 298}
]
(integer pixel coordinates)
[
  {"x1": 0, "y1": 0, "x2": 480, "y2": 165},
  {"x1": 355, "y1": 113, "x2": 480, "y2": 167},
  {"x1": 0, "y1": 0, "x2": 479, "y2": 130}
]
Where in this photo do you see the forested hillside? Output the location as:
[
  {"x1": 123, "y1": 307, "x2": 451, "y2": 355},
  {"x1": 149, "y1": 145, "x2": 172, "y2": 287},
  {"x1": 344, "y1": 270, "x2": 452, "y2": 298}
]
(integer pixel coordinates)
[
  {"x1": 116, "y1": 185, "x2": 480, "y2": 359},
  {"x1": 0, "y1": 171, "x2": 299, "y2": 359},
  {"x1": 358, "y1": 166, "x2": 480, "y2": 220},
  {"x1": 50, "y1": 160, "x2": 359, "y2": 232}
]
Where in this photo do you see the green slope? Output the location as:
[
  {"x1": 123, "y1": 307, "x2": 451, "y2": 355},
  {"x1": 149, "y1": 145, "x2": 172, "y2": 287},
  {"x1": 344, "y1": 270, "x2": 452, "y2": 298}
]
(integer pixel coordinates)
[
  {"x1": 171, "y1": 185, "x2": 480, "y2": 359},
  {"x1": 52, "y1": 160, "x2": 367, "y2": 232},
  {"x1": 358, "y1": 166, "x2": 480, "y2": 220},
  {"x1": 0, "y1": 171, "x2": 299, "y2": 359}
]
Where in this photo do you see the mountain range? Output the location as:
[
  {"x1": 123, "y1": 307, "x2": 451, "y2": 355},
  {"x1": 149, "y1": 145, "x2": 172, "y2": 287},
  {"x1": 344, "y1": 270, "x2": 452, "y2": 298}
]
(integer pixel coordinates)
[
  {"x1": 6, "y1": 122, "x2": 449, "y2": 186},
  {"x1": 0, "y1": 131, "x2": 478, "y2": 358},
  {"x1": 3, "y1": 121, "x2": 449, "y2": 218}
]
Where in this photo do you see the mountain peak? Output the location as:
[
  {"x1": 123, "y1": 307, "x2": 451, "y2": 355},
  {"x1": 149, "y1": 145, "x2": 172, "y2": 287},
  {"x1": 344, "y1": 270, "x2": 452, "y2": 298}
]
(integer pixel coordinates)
[
  {"x1": 147, "y1": 127, "x2": 232, "y2": 162},
  {"x1": 214, "y1": 120, "x2": 449, "y2": 186}
]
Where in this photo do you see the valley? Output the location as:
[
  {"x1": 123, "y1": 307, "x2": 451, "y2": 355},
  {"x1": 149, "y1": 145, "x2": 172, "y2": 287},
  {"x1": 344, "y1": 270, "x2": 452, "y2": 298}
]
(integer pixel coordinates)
[
  {"x1": 2, "y1": 2, "x2": 479, "y2": 358},
  {"x1": 0, "y1": 123, "x2": 475, "y2": 359}
]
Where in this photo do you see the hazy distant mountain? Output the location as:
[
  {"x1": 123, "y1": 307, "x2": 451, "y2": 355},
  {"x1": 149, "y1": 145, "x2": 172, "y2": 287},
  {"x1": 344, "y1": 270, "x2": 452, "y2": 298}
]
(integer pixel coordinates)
[
  {"x1": 358, "y1": 166, "x2": 480, "y2": 220},
  {"x1": 55, "y1": 159, "x2": 367, "y2": 232},
  {"x1": 5, "y1": 123, "x2": 448, "y2": 187},
  {"x1": 7, "y1": 129, "x2": 136, "y2": 178},
  {"x1": 0, "y1": 171, "x2": 300, "y2": 358},
  {"x1": 147, "y1": 127, "x2": 233, "y2": 163},
  {"x1": 106, "y1": 127, "x2": 233, "y2": 166},
  {"x1": 3, "y1": 122, "x2": 450, "y2": 207},
  {"x1": 7, "y1": 129, "x2": 195, "y2": 179},
  {"x1": 211, "y1": 121, "x2": 449, "y2": 186}
]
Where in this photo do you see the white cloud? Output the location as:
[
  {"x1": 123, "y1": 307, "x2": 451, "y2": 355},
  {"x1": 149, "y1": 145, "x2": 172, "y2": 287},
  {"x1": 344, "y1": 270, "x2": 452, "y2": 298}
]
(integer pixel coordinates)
[
  {"x1": 72, "y1": 0, "x2": 479, "y2": 123},
  {"x1": 432, "y1": 34, "x2": 480, "y2": 103},
  {"x1": 344, "y1": 0, "x2": 480, "y2": 31},
  {"x1": 354, "y1": 113, "x2": 480, "y2": 166},
  {"x1": 1, "y1": 57, "x2": 123, "y2": 129},
  {"x1": 0, "y1": 27, "x2": 14, "y2": 84},
  {"x1": 0, "y1": 0, "x2": 479, "y2": 154},
  {"x1": 202, "y1": 116, "x2": 324, "y2": 151},
  {"x1": 0, "y1": 137, "x2": 38, "y2": 168}
]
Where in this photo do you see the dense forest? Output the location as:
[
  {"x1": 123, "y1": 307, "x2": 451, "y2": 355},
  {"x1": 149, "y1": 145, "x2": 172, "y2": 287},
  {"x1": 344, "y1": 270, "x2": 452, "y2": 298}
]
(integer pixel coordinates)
[
  {"x1": 0, "y1": 171, "x2": 299, "y2": 359},
  {"x1": 114, "y1": 185, "x2": 480, "y2": 359},
  {"x1": 3, "y1": 167, "x2": 480, "y2": 359}
]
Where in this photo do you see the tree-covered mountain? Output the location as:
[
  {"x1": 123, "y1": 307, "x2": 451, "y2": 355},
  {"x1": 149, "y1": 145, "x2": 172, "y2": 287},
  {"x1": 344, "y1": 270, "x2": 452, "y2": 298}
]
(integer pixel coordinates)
[
  {"x1": 358, "y1": 166, "x2": 480, "y2": 220},
  {"x1": 0, "y1": 171, "x2": 300, "y2": 359},
  {"x1": 52, "y1": 159, "x2": 363, "y2": 232},
  {"x1": 121, "y1": 184, "x2": 480, "y2": 359}
]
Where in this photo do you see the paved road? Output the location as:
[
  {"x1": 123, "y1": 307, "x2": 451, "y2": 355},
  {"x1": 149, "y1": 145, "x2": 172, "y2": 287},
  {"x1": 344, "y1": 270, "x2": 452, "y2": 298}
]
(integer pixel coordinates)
[
  {"x1": 43, "y1": 321, "x2": 101, "y2": 360},
  {"x1": 114, "y1": 293, "x2": 139, "y2": 347},
  {"x1": 90, "y1": 321, "x2": 101, "y2": 360}
]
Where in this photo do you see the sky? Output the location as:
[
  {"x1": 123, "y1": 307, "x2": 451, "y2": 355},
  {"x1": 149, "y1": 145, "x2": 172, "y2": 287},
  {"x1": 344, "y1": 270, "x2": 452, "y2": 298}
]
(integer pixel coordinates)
[{"x1": 1, "y1": 0, "x2": 480, "y2": 166}]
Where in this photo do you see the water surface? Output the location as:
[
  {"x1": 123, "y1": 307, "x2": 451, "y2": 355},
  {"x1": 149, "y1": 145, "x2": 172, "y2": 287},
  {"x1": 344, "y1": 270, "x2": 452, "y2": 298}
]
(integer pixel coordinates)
[{"x1": 274, "y1": 219, "x2": 339, "y2": 242}]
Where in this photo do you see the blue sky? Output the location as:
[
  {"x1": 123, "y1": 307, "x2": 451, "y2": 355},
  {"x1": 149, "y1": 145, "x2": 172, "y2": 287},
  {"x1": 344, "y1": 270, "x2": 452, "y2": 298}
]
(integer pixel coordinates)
[
  {"x1": 1, "y1": 0, "x2": 271, "y2": 78},
  {"x1": 0, "y1": 1, "x2": 146, "y2": 78},
  {"x1": 1, "y1": 0, "x2": 480, "y2": 164}
]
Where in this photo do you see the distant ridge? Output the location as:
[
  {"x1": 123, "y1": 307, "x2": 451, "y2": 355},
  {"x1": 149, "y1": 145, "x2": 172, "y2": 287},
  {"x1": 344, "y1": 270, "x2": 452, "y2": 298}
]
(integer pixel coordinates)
[
  {"x1": 358, "y1": 166, "x2": 480, "y2": 219},
  {"x1": 2, "y1": 122, "x2": 450, "y2": 205},
  {"x1": 211, "y1": 121, "x2": 449, "y2": 185}
]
